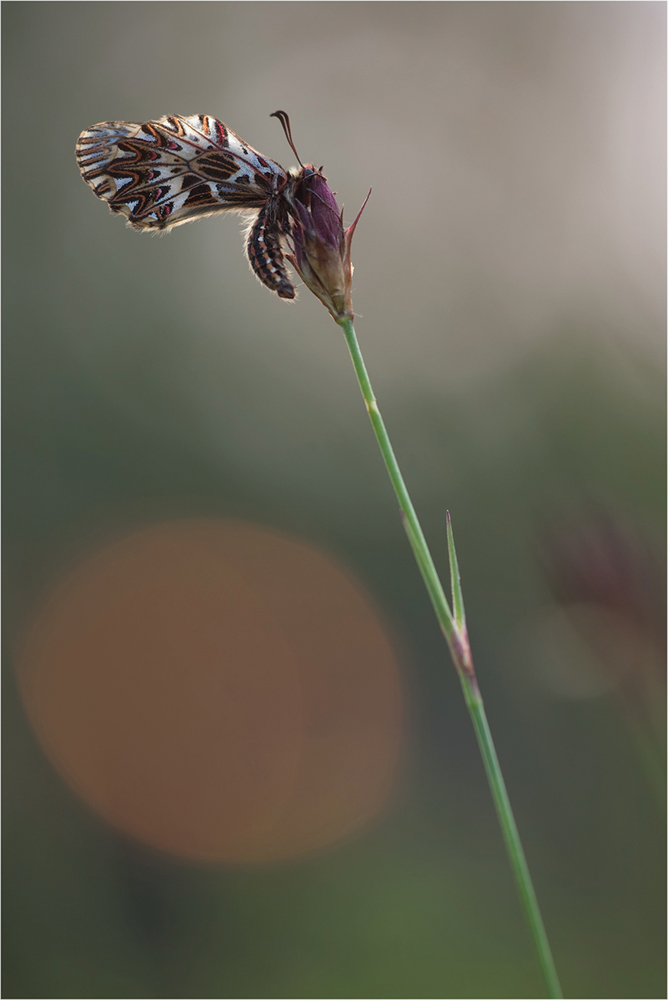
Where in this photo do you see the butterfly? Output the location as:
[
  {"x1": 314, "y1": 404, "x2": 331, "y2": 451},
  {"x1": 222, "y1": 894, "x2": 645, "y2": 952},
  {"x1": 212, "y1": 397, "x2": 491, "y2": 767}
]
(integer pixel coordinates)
[{"x1": 75, "y1": 111, "x2": 322, "y2": 300}]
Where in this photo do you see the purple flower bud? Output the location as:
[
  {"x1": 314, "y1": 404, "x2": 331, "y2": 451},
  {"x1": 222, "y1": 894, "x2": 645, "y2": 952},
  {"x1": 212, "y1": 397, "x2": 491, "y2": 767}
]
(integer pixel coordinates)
[
  {"x1": 286, "y1": 169, "x2": 370, "y2": 322},
  {"x1": 309, "y1": 174, "x2": 342, "y2": 250}
]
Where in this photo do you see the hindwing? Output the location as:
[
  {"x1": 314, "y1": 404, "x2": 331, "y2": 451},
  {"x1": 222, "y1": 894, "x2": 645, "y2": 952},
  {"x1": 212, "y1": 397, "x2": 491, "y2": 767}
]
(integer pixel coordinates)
[{"x1": 75, "y1": 114, "x2": 288, "y2": 230}]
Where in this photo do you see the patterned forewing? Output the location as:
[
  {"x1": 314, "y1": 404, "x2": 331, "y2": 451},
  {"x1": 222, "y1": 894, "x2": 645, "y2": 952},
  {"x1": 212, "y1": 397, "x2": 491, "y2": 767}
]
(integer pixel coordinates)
[{"x1": 76, "y1": 114, "x2": 288, "y2": 230}]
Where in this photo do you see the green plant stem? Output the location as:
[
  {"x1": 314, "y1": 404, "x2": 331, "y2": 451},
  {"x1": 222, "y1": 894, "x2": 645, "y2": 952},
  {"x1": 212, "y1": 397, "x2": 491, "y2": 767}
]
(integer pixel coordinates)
[
  {"x1": 338, "y1": 315, "x2": 562, "y2": 1000},
  {"x1": 459, "y1": 671, "x2": 562, "y2": 1000}
]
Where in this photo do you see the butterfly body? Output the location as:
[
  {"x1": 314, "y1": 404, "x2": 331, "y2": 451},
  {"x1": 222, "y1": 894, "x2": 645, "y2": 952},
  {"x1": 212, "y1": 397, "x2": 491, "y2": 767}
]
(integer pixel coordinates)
[{"x1": 76, "y1": 113, "x2": 319, "y2": 299}]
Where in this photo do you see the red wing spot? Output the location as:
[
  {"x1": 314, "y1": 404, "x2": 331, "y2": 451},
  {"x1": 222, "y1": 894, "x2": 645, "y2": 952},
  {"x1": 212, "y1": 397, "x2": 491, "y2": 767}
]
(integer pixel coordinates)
[{"x1": 213, "y1": 120, "x2": 227, "y2": 147}]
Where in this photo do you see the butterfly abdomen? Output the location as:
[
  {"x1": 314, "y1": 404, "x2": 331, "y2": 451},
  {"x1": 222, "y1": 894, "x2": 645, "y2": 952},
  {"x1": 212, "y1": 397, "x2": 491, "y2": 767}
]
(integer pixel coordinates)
[{"x1": 246, "y1": 206, "x2": 295, "y2": 299}]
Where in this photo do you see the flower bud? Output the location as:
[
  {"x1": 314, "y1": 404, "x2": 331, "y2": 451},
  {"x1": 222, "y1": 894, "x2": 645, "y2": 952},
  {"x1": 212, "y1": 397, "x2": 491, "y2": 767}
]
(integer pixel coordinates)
[{"x1": 287, "y1": 170, "x2": 369, "y2": 322}]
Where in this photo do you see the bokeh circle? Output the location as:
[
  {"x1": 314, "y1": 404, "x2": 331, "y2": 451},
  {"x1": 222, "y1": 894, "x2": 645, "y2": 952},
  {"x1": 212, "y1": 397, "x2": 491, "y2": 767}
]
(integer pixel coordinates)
[{"x1": 17, "y1": 519, "x2": 404, "y2": 863}]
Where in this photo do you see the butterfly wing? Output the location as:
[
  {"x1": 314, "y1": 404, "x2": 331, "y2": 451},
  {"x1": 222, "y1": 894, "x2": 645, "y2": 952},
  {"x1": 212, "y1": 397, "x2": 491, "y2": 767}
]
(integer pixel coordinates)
[{"x1": 75, "y1": 114, "x2": 288, "y2": 230}]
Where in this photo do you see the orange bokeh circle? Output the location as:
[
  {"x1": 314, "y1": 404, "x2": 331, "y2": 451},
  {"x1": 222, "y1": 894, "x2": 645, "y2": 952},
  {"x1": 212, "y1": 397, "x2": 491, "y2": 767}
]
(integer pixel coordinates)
[{"x1": 17, "y1": 520, "x2": 403, "y2": 863}]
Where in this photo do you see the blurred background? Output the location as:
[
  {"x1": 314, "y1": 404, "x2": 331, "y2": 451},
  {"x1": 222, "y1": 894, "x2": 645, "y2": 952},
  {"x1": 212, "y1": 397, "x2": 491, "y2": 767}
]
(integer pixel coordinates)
[{"x1": 3, "y1": 3, "x2": 665, "y2": 998}]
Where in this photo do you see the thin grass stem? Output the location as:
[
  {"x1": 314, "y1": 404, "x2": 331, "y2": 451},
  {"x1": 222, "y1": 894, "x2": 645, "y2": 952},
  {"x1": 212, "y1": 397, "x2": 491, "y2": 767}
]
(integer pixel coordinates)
[{"x1": 338, "y1": 315, "x2": 563, "y2": 999}]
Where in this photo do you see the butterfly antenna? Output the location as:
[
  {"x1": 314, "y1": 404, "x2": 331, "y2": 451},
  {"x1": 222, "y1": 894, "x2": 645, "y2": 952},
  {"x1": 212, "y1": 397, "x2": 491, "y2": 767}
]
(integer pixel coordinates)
[{"x1": 270, "y1": 110, "x2": 304, "y2": 167}]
